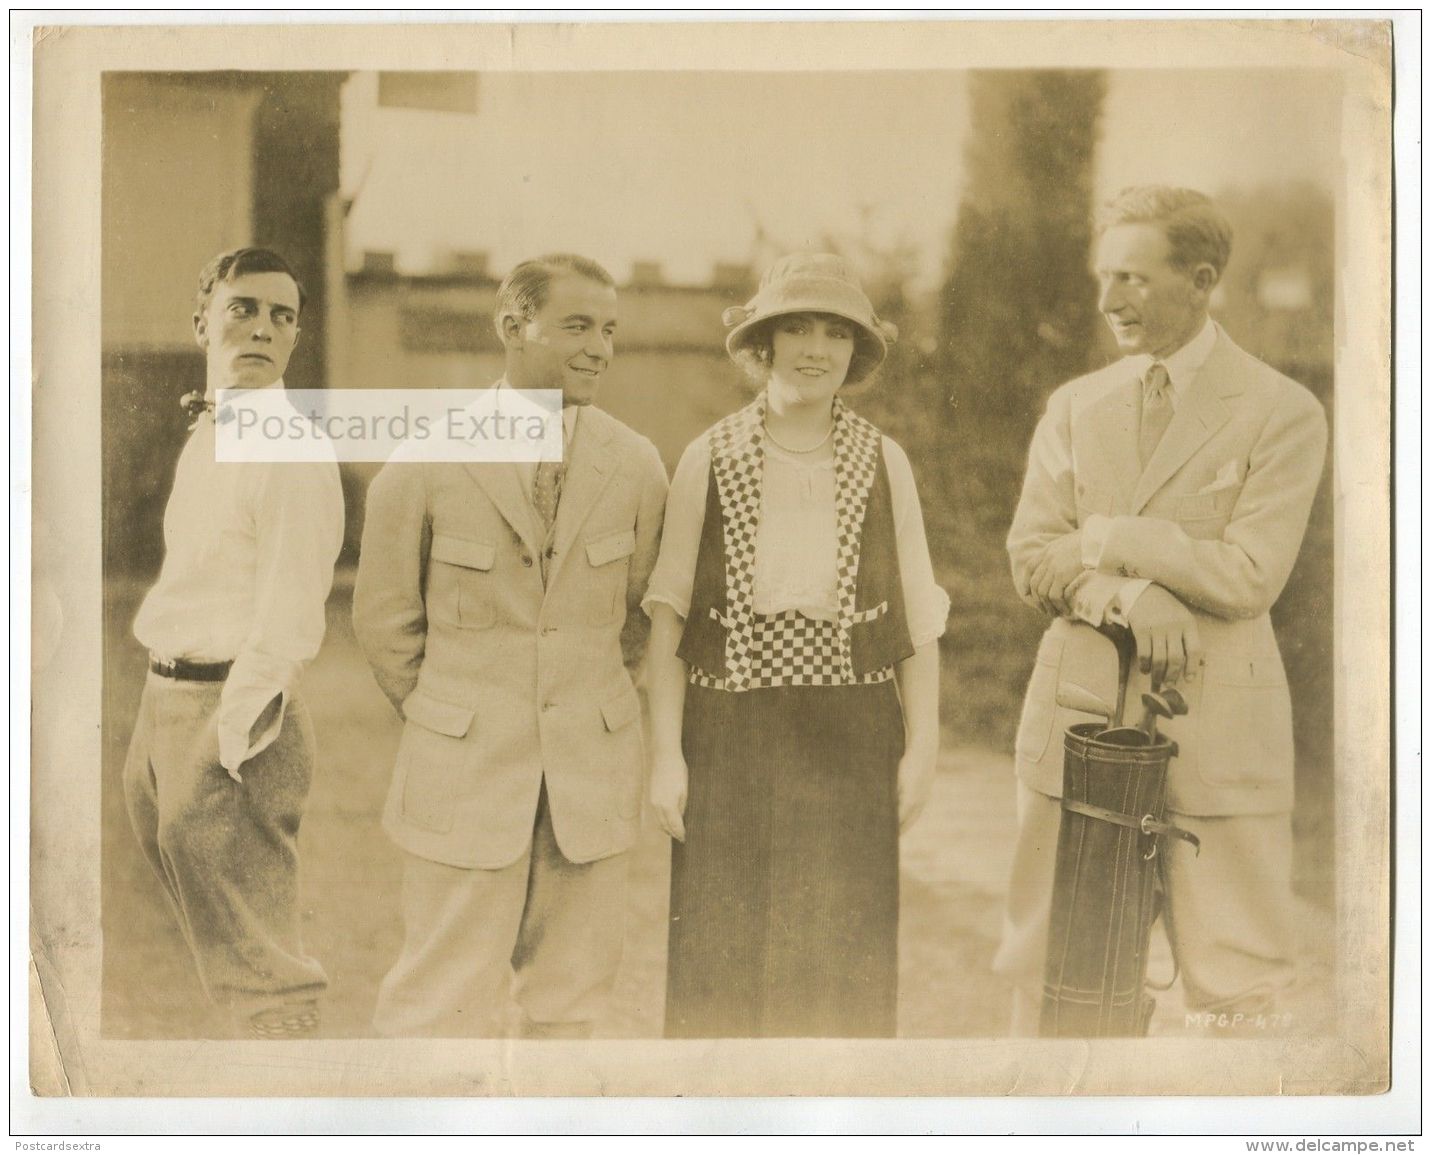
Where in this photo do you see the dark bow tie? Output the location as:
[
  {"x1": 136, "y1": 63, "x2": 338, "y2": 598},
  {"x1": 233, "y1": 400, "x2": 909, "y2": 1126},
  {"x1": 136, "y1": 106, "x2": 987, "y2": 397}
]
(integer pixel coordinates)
[
  {"x1": 180, "y1": 391, "x2": 212, "y2": 419},
  {"x1": 180, "y1": 391, "x2": 235, "y2": 429}
]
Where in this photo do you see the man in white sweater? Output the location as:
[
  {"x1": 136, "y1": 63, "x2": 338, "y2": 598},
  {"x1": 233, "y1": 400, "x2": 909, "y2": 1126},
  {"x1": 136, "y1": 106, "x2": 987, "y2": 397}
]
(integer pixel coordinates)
[{"x1": 124, "y1": 247, "x2": 344, "y2": 1038}]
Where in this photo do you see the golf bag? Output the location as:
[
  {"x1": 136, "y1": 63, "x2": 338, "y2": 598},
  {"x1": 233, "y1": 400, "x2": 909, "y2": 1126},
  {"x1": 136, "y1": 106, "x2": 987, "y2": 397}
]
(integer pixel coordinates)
[{"x1": 1039, "y1": 627, "x2": 1200, "y2": 1038}]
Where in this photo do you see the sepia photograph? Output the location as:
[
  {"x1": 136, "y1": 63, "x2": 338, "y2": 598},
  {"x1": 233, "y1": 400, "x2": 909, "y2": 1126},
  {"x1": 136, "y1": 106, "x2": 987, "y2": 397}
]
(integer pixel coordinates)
[{"x1": 21, "y1": 12, "x2": 1407, "y2": 1133}]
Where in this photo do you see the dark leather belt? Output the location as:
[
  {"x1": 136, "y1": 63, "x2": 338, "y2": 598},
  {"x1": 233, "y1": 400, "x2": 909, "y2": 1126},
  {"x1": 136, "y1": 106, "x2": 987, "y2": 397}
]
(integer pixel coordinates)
[{"x1": 149, "y1": 655, "x2": 233, "y2": 682}]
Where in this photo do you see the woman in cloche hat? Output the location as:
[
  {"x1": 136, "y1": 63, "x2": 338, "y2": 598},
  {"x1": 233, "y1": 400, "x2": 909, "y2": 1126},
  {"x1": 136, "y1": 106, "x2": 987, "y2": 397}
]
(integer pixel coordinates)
[{"x1": 642, "y1": 253, "x2": 950, "y2": 1038}]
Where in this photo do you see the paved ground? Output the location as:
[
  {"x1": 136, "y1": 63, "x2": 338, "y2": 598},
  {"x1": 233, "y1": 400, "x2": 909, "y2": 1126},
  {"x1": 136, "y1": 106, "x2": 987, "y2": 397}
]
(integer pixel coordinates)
[{"x1": 101, "y1": 579, "x2": 1334, "y2": 1040}]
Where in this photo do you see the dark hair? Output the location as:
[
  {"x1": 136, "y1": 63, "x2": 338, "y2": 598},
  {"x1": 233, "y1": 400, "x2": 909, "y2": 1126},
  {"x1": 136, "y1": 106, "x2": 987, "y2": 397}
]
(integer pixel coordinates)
[
  {"x1": 1096, "y1": 186, "x2": 1233, "y2": 277},
  {"x1": 493, "y1": 253, "x2": 616, "y2": 336},
  {"x1": 731, "y1": 312, "x2": 885, "y2": 390},
  {"x1": 195, "y1": 247, "x2": 306, "y2": 317}
]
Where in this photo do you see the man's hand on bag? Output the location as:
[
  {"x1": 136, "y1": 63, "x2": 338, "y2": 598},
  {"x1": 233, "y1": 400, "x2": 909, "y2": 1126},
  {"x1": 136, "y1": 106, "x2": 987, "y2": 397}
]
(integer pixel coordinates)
[
  {"x1": 1124, "y1": 584, "x2": 1204, "y2": 685},
  {"x1": 1028, "y1": 531, "x2": 1085, "y2": 615},
  {"x1": 649, "y1": 751, "x2": 689, "y2": 842}
]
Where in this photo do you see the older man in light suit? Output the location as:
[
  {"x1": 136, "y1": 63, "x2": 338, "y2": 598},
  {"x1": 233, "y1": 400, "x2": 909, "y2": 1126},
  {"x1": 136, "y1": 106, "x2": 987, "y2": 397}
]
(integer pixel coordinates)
[
  {"x1": 354, "y1": 254, "x2": 668, "y2": 1038},
  {"x1": 994, "y1": 187, "x2": 1328, "y2": 1034}
]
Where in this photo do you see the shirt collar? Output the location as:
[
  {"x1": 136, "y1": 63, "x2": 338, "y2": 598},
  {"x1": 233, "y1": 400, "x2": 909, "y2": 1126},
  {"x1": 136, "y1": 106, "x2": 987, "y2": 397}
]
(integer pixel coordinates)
[
  {"x1": 1140, "y1": 317, "x2": 1217, "y2": 403},
  {"x1": 496, "y1": 378, "x2": 579, "y2": 445}
]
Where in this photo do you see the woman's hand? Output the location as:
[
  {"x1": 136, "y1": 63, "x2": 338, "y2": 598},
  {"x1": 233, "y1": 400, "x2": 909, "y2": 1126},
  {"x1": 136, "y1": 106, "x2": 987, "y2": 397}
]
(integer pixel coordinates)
[
  {"x1": 649, "y1": 751, "x2": 690, "y2": 842},
  {"x1": 894, "y1": 641, "x2": 941, "y2": 834},
  {"x1": 896, "y1": 744, "x2": 939, "y2": 834}
]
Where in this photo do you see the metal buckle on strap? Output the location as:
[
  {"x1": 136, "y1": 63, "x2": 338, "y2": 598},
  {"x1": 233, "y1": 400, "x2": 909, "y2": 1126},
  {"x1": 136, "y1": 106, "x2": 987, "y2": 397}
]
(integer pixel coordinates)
[{"x1": 1061, "y1": 798, "x2": 1201, "y2": 856}]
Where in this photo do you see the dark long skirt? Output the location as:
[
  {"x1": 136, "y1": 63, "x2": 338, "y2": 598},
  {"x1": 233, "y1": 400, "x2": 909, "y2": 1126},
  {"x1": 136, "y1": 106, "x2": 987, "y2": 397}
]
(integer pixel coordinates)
[{"x1": 664, "y1": 679, "x2": 905, "y2": 1038}]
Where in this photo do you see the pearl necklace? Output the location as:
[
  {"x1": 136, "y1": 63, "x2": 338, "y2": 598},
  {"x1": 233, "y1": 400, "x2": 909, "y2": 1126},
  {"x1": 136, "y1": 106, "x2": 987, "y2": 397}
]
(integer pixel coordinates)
[{"x1": 763, "y1": 417, "x2": 835, "y2": 455}]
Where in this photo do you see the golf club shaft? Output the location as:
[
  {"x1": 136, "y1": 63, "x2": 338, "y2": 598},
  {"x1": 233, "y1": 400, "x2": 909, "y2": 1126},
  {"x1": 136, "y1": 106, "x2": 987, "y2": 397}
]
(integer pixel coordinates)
[{"x1": 1098, "y1": 624, "x2": 1138, "y2": 728}]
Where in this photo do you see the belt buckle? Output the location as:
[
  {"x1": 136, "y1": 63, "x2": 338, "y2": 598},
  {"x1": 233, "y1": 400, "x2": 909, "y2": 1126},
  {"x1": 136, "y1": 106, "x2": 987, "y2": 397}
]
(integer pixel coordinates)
[{"x1": 152, "y1": 655, "x2": 178, "y2": 678}]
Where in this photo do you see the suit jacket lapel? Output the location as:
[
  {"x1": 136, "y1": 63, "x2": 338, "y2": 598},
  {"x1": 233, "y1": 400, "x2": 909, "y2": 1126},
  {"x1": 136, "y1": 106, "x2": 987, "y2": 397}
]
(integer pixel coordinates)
[
  {"x1": 461, "y1": 460, "x2": 543, "y2": 558},
  {"x1": 546, "y1": 410, "x2": 616, "y2": 586},
  {"x1": 1130, "y1": 334, "x2": 1240, "y2": 513},
  {"x1": 1081, "y1": 373, "x2": 1142, "y2": 510}
]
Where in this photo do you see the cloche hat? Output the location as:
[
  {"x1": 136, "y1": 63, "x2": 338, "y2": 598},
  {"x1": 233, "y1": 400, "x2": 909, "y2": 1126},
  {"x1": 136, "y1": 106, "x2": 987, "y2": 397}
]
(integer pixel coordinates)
[{"x1": 722, "y1": 253, "x2": 898, "y2": 383}]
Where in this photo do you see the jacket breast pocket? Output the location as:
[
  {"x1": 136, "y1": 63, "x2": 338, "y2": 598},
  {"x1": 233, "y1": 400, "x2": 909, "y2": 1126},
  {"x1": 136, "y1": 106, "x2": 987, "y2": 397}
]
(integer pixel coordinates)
[
  {"x1": 428, "y1": 533, "x2": 498, "y2": 629},
  {"x1": 1188, "y1": 651, "x2": 1293, "y2": 789},
  {"x1": 397, "y1": 689, "x2": 477, "y2": 834},
  {"x1": 1174, "y1": 485, "x2": 1241, "y2": 538},
  {"x1": 584, "y1": 528, "x2": 636, "y2": 626}
]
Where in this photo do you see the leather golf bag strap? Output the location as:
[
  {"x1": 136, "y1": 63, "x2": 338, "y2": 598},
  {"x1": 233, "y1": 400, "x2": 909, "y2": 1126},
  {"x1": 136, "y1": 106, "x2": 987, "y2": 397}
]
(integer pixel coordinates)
[
  {"x1": 1059, "y1": 799, "x2": 1202, "y2": 853},
  {"x1": 1040, "y1": 725, "x2": 1181, "y2": 1038}
]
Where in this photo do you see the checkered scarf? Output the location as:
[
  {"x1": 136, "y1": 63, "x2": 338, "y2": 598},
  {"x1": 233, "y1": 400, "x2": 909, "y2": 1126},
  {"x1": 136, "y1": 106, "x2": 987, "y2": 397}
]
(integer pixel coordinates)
[{"x1": 705, "y1": 391, "x2": 885, "y2": 691}]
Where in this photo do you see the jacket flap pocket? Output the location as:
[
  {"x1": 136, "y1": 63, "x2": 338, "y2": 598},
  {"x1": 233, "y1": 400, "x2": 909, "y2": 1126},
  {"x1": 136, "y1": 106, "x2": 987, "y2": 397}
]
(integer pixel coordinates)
[
  {"x1": 600, "y1": 687, "x2": 641, "y2": 732},
  {"x1": 586, "y1": 529, "x2": 637, "y2": 567},
  {"x1": 431, "y1": 534, "x2": 495, "y2": 571},
  {"x1": 402, "y1": 689, "x2": 476, "y2": 737}
]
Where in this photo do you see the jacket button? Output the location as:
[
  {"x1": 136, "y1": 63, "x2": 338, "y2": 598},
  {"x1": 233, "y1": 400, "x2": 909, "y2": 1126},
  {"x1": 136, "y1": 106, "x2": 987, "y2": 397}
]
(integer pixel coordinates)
[
  {"x1": 541, "y1": 625, "x2": 556, "y2": 635},
  {"x1": 521, "y1": 554, "x2": 533, "y2": 567},
  {"x1": 541, "y1": 702, "x2": 554, "y2": 712}
]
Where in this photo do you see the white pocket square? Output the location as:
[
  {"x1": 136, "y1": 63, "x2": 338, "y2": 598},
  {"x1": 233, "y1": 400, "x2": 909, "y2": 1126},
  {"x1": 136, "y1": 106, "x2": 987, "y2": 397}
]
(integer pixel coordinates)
[{"x1": 1196, "y1": 460, "x2": 1242, "y2": 494}]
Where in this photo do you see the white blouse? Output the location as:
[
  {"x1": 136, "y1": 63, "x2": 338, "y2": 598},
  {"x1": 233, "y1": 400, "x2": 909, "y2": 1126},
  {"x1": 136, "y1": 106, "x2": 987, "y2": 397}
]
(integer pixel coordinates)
[{"x1": 643, "y1": 433, "x2": 951, "y2": 648}]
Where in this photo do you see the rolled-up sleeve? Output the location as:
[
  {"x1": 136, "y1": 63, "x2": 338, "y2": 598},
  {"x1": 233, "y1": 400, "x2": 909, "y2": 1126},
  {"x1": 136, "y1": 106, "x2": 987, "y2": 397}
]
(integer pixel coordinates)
[
  {"x1": 640, "y1": 437, "x2": 711, "y2": 622},
  {"x1": 883, "y1": 437, "x2": 950, "y2": 647}
]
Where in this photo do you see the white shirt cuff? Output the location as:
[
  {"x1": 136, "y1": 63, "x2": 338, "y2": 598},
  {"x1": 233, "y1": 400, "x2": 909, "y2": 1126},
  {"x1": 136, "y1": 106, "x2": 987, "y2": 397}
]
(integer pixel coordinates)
[
  {"x1": 1067, "y1": 571, "x2": 1117, "y2": 625},
  {"x1": 1107, "y1": 579, "x2": 1153, "y2": 626},
  {"x1": 217, "y1": 651, "x2": 302, "y2": 776}
]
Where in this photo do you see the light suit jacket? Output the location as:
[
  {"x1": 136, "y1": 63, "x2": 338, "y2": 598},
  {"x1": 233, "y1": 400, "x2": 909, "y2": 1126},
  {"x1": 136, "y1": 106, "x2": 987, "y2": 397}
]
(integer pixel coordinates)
[
  {"x1": 353, "y1": 403, "x2": 669, "y2": 868},
  {"x1": 1007, "y1": 330, "x2": 1327, "y2": 816}
]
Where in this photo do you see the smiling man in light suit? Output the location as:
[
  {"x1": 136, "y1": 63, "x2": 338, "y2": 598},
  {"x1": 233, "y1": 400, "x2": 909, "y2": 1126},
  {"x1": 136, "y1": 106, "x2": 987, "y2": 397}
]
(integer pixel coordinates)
[
  {"x1": 354, "y1": 254, "x2": 668, "y2": 1037},
  {"x1": 994, "y1": 187, "x2": 1328, "y2": 1034}
]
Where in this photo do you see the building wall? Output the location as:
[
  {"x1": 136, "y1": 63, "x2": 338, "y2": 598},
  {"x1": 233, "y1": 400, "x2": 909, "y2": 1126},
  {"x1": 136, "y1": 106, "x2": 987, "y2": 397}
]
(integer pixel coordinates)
[
  {"x1": 103, "y1": 75, "x2": 261, "y2": 352},
  {"x1": 342, "y1": 271, "x2": 755, "y2": 465}
]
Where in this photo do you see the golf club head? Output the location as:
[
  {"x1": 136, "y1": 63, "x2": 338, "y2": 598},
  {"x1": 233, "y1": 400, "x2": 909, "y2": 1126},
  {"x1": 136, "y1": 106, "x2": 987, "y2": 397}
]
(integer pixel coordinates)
[
  {"x1": 1057, "y1": 682, "x2": 1114, "y2": 723},
  {"x1": 1141, "y1": 687, "x2": 1191, "y2": 720},
  {"x1": 1140, "y1": 691, "x2": 1174, "y2": 720}
]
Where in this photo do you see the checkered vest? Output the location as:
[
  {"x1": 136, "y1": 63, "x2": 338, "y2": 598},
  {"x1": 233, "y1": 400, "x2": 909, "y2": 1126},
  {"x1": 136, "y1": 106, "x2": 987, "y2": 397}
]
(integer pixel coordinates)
[{"x1": 677, "y1": 393, "x2": 914, "y2": 691}]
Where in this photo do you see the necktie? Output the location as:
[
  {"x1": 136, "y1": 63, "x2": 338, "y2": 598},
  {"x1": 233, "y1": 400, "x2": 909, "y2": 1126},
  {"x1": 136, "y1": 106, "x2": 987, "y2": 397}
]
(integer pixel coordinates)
[
  {"x1": 534, "y1": 460, "x2": 564, "y2": 532},
  {"x1": 1139, "y1": 362, "x2": 1173, "y2": 468},
  {"x1": 534, "y1": 410, "x2": 572, "y2": 583}
]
